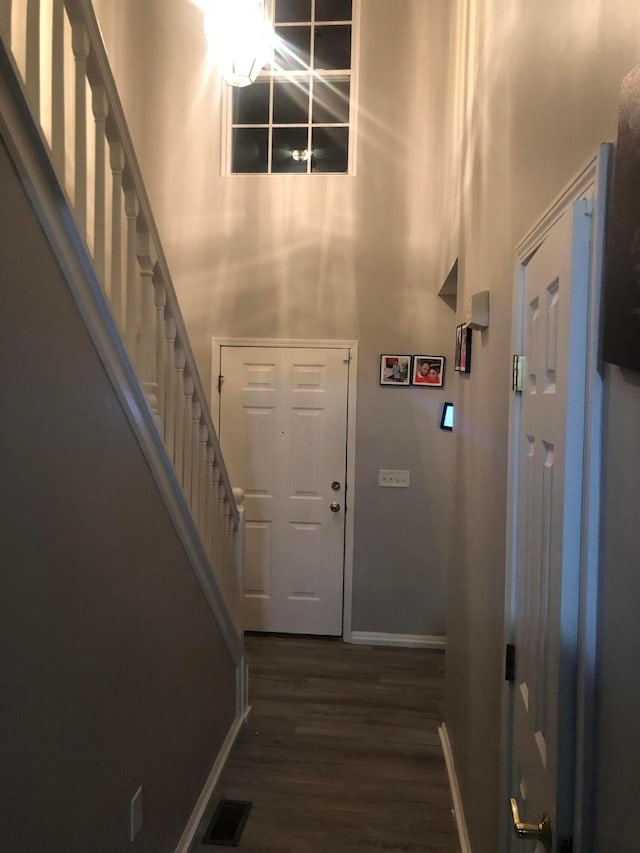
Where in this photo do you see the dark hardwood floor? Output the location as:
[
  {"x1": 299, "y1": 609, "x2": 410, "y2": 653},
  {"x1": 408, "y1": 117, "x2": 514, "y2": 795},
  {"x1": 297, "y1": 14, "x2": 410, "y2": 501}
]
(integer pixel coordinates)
[{"x1": 190, "y1": 634, "x2": 459, "y2": 853}]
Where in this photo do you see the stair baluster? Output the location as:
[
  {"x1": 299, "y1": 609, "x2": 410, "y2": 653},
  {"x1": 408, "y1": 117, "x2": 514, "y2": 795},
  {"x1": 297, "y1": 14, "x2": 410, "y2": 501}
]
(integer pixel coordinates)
[
  {"x1": 174, "y1": 344, "x2": 186, "y2": 483},
  {"x1": 50, "y1": 0, "x2": 65, "y2": 181},
  {"x1": 70, "y1": 18, "x2": 89, "y2": 237},
  {"x1": 0, "y1": 0, "x2": 244, "y2": 646},
  {"x1": 91, "y1": 85, "x2": 108, "y2": 285},
  {"x1": 163, "y1": 314, "x2": 177, "y2": 453},
  {"x1": 190, "y1": 395, "x2": 201, "y2": 521},
  {"x1": 154, "y1": 280, "x2": 167, "y2": 426},
  {"x1": 182, "y1": 371, "x2": 194, "y2": 503},
  {"x1": 124, "y1": 188, "x2": 139, "y2": 361},
  {"x1": 109, "y1": 140, "x2": 125, "y2": 331}
]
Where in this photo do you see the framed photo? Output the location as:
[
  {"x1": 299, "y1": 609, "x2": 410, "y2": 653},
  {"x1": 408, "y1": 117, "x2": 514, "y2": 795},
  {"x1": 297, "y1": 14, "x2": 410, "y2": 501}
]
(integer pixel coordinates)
[
  {"x1": 380, "y1": 354, "x2": 411, "y2": 386},
  {"x1": 412, "y1": 355, "x2": 445, "y2": 387},
  {"x1": 455, "y1": 324, "x2": 472, "y2": 373}
]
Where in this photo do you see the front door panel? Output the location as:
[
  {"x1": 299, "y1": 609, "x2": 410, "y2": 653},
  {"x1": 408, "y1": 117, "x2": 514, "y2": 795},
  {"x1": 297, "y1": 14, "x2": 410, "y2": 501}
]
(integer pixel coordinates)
[{"x1": 219, "y1": 346, "x2": 349, "y2": 635}]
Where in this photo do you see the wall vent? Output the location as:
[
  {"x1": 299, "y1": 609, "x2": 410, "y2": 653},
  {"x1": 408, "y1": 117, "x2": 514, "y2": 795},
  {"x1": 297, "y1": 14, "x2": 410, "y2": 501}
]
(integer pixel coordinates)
[{"x1": 202, "y1": 799, "x2": 252, "y2": 847}]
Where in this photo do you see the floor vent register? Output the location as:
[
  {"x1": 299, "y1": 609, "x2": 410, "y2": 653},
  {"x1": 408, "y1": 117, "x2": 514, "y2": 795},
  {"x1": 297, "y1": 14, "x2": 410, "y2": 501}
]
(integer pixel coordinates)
[{"x1": 202, "y1": 800, "x2": 253, "y2": 847}]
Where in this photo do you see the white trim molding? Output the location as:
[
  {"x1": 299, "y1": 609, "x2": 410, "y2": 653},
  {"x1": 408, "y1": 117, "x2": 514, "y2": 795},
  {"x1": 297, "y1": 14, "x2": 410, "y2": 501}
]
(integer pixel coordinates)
[
  {"x1": 174, "y1": 697, "x2": 251, "y2": 853},
  {"x1": 211, "y1": 336, "x2": 358, "y2": 641},
  {"x1": 439, "y1": 723, "x2": 472, "y2": 853},
  {"x1": 350, "y1": 632, "x2": 445, "y2": 650}
]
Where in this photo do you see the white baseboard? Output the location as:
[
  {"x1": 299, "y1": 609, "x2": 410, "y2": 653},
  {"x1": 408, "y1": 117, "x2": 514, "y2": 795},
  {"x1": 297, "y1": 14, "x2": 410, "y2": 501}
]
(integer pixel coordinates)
[
  {"x1": 349, "y1": 631, "x2": 446, "y2": 650},
  {"x1": 174, "y1": 704, "x2": 251, "y2": 853},
  {"x1": 439, "y1": 723, "x2": 472, "y2": 853}
]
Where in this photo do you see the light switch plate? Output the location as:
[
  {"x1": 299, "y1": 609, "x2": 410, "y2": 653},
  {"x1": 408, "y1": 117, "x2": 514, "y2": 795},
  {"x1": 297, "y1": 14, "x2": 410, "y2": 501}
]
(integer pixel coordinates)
[
  {"x1": 130, "y1": 786, "x2": 143, "y2": 841},
  {"x1": 378, "y1": 469, "x2": 410, "y2": 487}
]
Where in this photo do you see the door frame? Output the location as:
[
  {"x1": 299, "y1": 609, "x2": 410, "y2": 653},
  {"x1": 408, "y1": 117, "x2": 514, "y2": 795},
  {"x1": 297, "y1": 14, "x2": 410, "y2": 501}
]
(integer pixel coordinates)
[
  {"x1": 211, "y1": 336, "x2": 358, "y2": 641},
  {"x1": 501, "y1": 145, "x2": 611, "y2": 852}
]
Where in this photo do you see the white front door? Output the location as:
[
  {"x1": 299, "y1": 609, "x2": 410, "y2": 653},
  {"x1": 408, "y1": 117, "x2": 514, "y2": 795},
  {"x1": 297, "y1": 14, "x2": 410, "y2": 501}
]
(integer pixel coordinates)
[
  {"x1": 218, "y1": 345, "x2": 349, "y2": 635},
  {"x1": 508, "y1": 199, "x2": 592, "y2": 852}
]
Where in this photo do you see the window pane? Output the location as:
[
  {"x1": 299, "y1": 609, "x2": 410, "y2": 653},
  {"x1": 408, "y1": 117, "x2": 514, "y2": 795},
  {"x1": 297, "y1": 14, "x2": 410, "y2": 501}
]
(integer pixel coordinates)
[
  {"x1": 315, "y1": 0, "x2": 352, "y2": 21},
  {"x1": 311, "y1": 126, "x2": 349, "y2": 172},
  {"x1": 313, "y1": 25, "x2": 351, "y2": 70},
  {"x1": 275, "y1": 0, "x2": 311, "y2": 23},
  {"x1": 232, "y1": 81, "x2": 270, "y2": 125},
  {"x1": 232, "y1": 128, "x2": 269, "y2": 173},
  {"x1": 273, "y1": 80, "x2": 310, "y2": 124},
  {"x1": 312, "y1": 79, "x2": 350, "y2": 124},
  {"x1": 272, "y1": 128, "x2": 309, "y2": 173},
  {"x1": 274, "y1": 25, "x2": 311, "y2": 71}
]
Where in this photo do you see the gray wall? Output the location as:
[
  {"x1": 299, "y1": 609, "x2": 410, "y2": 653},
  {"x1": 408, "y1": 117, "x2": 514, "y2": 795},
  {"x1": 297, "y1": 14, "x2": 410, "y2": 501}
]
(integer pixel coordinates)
[
  {"x1": 595, "y1": 366, "x2": 640, "y2": 850},
  {"x1": 0, "y1": 139, "x2": 236, "y2": 852},
  {"x1": 93, "y1": 0, "x2": 456, "y2": 638},
  {"x1": 438, "y1": 1, "x2": 640, "y2": 851}
]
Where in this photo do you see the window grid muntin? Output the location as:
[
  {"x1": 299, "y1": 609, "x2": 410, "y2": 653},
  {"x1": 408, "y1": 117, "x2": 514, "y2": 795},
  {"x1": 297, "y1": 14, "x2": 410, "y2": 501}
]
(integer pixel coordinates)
[
  {"x1": 229, "y1": 0, "x2": 354, "y2": 175},
  {"x1": 231, "y1": 74, "x2": 351, "y2": 174}
]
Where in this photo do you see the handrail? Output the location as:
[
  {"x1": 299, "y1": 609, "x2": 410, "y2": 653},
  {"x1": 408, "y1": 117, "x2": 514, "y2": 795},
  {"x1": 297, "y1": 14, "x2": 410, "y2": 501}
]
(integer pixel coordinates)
[
  {"x1": 70, "y1": 0, "x2": 238, "y2": 530},
  {"x1": 0, "y1": 0, "x2": 243, "y2": 639}
]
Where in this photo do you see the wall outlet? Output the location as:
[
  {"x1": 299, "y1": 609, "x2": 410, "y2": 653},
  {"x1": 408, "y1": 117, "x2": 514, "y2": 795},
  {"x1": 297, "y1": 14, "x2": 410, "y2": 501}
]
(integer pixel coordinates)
[
  {"x1": 130, "y1": 786, "x2": 143, "y2": 842},
  {"x1": 378, "y1": 469, "x2": 410, "y2": 488}
]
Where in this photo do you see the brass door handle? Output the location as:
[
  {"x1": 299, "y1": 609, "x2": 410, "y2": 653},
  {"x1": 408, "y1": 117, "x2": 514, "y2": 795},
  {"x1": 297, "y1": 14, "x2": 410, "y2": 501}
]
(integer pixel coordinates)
[
  {"x1": 330, "y1": 501, "x2": 341, "y2": 513},
  {"x1": 510, "y1": 799, "x2": 552, "y2": 851}
]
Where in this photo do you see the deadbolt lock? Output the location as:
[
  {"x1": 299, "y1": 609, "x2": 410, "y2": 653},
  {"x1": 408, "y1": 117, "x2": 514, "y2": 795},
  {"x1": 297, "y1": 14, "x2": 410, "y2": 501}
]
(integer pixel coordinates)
[{"x1": 331, "y1": 481, "x2": 341, "y2": 491}]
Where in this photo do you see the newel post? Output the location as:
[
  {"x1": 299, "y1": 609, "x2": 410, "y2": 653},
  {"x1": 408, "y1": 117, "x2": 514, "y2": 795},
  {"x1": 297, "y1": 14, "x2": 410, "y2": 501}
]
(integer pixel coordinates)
[{"x1": 232, "y1": 486, "x2": 245, "y2": 602}]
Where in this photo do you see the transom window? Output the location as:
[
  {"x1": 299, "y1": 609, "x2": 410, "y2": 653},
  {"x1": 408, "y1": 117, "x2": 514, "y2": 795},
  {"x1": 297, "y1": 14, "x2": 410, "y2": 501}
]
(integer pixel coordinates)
[{"x1": 228, "y1": 0, "x2": 356, "y2": 174}]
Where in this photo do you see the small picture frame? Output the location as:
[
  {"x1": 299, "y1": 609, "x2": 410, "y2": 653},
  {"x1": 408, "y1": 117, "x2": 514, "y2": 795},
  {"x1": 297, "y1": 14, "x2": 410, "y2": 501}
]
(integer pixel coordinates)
[
  {"x1": 412, "y1": 355, "x2": 445, "y2": 387},
  {"x1": 380, "y1": 354, "x2": 411, "y2": 385},
  {"x1": 455, "y1": 324, "x2": 472, "y2": 373}
]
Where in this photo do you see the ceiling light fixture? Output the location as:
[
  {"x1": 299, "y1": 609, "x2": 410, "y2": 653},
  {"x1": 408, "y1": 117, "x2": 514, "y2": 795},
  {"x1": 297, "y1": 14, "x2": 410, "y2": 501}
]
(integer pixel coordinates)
[{"x1": 197, "y1": 0, "x2": 273, "y2": 88}]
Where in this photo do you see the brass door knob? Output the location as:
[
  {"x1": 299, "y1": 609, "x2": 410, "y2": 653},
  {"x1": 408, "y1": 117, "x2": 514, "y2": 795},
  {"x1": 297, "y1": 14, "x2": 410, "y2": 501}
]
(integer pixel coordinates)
[
  {"x1": 330, "y1": 501, "x2": 341, "y2": 513},
  {"x1": 510, "y1": 799, "x2": 552, "y2": 852}
]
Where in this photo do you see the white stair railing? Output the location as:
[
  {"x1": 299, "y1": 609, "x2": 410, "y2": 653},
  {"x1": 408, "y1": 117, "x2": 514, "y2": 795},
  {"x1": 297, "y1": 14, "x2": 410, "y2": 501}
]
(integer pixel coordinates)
[{"x1": 0, "y1": 0, "x2": 245, "y2": 643}]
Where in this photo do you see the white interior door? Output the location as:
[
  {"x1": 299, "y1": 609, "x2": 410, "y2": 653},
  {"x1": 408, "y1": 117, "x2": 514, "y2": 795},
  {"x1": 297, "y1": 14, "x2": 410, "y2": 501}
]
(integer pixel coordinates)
[
  {"x1": 508, "y1": 199, "x2": 592, "y2": 852},
  {"x1": 218, "y1": 345, "x2": 349, "y2": 635}
]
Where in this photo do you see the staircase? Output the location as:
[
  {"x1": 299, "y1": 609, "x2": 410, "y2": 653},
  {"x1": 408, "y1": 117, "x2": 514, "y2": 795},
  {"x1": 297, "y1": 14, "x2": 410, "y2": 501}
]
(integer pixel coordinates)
[{"x1": 1, "y1": 2, "x2": 247, "y2": 849}]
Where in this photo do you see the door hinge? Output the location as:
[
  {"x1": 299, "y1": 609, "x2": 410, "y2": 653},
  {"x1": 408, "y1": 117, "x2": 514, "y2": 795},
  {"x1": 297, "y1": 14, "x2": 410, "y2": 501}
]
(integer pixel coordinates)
[
  {"x1": 558, "y1": 837, "x2": 573, "y2": 853},
  {"x1": 217, "y1": 374, "x2": 224, "y2": 393},
  {"x1": 505, "y1": 643, "x2": 516, "y2": 683},
  {"x1": 512, "y1": 355, "x2": 524, "y2": 393}
]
